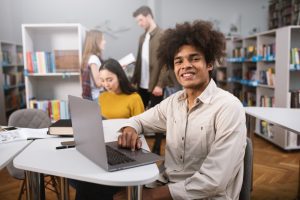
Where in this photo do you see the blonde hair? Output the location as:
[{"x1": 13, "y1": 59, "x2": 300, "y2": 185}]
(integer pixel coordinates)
[{"x1": 81, "y1": 30, "x2": 103, "y2": 69}]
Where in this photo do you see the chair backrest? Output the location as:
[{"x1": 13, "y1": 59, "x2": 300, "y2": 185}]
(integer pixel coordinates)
[
  {"x1": 239, "y1": 137, "x2": 253, "y2": 200},
  {"x1": 8, "y1": 108, "x2": 51, "y2": 128},
  {"x1": 7, "y1": 108, "x2": 51, "y2": 179}
]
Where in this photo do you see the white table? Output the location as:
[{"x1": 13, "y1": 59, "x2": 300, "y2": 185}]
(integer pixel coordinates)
[
  {"x1": 0, "y1": 140, "x2": 32, "y2": 170},
  {"x1": 14, "y1": 119, "x2": 159, "y2": 200},
  {"x1": 244, "y1": 107, "x2": 300, "y2": 199},
  {"x1": 244, "y1": 107, "x2": 300, "y2": 135}
]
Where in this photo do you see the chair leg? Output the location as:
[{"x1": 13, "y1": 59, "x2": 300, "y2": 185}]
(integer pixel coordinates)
[
  {"x1": 44, "y1": 175, "x2": 61, "y2": 199},
  {"x1": 51, "y1": 176, "x2": 61, "y2": 199},
  {"x1": 17, "y1": 179, "x2": 26, "y2": 200},
  {"x1": 152, "y1": 133, "x2": 164, "y2": 155}
]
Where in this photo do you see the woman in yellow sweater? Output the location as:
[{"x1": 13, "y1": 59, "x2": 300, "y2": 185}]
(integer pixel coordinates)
[
  {"x1": 98, "y1": 58, "x2": 144, "y2": 119},
  {"x1": 71, "y1": 59, "x2": 144, "y2": 200}
]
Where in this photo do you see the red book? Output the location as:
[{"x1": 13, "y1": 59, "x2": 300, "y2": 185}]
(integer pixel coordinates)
[{"x1": 26, "y1": 52, "x2": 33, "y2": 73}]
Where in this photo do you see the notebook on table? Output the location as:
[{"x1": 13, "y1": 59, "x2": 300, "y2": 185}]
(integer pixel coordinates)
[{"x1": 68, "y1": 95, "x2": 163, "y2": 172}]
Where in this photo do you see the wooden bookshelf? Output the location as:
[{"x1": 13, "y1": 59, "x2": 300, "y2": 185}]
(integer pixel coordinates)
[
  {"x1": 0, "y1": 42, "x2": 25, "y2": 125},
  {"x1": 269, "y1": 0, "x2": 300, "y2": 29}
]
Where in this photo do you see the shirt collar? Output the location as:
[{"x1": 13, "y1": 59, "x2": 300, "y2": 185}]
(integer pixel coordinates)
[
  {"x1": 177, "y1": 79, "x2": 218, "y2": 104},
  {"x1": 144, "y1": 26, "x2": 159, "y2": 37}
]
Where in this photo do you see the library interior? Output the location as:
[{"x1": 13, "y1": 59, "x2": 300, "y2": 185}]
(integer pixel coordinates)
[{"x1": 0, "y1": 0, "x2": 300, "y2": 200}]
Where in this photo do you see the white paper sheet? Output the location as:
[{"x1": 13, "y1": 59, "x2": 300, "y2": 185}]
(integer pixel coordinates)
[
  {"x1": 118, "y1": 53, "x2": 136, "y2": 67},
  {"x1": 0, "y1": 128, "x2": 57, "y2": 143}
]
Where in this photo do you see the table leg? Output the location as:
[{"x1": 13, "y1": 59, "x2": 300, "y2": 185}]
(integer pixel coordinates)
[
  {"x1": 127, "y1": 185, "x2": 142, "y2": 200},
  {"x1": 59, "y1": 177, "x2": 70, "y2": 200},
  {"x1": 25, "y1": 171, "x2": 45, "y2": 200}
]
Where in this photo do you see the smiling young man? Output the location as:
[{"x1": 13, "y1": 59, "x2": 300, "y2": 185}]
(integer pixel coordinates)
[{"x1": 117, "y1": 20, "x2": 247, "y2": 200}]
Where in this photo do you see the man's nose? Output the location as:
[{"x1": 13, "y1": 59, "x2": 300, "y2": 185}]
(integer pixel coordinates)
[{"x1": 182, "y1": 58, "x2": 192, "y2": 68}]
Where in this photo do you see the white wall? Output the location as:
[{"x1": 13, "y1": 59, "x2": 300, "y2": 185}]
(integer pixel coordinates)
[
  {"x1": 158, "y1": 0, "x2": 268, "y2": 36},
  {"x1": 0, "y1": 0, "x2": 15, "y2": 43},
  {"x1": 0, "y1": 0, "x2": 269, "y2": 59}
]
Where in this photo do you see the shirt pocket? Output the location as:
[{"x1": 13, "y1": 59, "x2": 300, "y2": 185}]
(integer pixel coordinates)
[{"x1": 188, "y1": 123, "x2": 214, "y2": 160}]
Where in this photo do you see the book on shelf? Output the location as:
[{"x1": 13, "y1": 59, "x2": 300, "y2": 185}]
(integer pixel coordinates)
[
  {"x1": 29, "y1": 99, "x2": 70, "y2": 121},
  {"x1": 259, "y1": 68, "x2": 275, "y2": 86},
  {"x1": 26, "y1": 51, "x2": 56, "y2": 73},
  {"x1": 54, "y1": 50, "x2": 79, "y2": 72},
  {"x1": 48, "y1": 119, "x2": 73, "y2": 136}
]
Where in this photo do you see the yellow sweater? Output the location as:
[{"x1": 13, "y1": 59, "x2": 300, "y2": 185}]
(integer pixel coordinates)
[{"x1": 98, "y1": 92, "x2": 144, "y2": 119}]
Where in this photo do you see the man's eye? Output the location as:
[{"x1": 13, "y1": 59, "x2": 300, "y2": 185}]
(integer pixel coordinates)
[
  {"x1": 192, "y1": 57, "x2": 201, "y2": 61},
  {"x1": 174, "y1": 60, "x2": 182, "y2": 65}
]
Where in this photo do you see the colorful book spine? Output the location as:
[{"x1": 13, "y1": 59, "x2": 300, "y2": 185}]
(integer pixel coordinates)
[
  {"x1": 26, "y1": 52, "x2": 33, "y2": 73},
  {"x1": 28, "y1": 99, "x2": 70, "y2": 121}
]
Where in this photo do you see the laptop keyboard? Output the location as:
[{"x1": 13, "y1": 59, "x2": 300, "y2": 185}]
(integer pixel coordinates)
[{"x1": 106, "y1": 145, "x2": 135, "y2": 165}]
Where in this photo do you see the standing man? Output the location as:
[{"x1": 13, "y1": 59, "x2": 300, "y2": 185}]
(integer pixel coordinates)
[
  {"x1": 117, "y1": 20, "x2": 247, "y2": 199},
  {"x1": 132, "y1": 5, "x2": 166, "y2": 154},
  {"x1": 132, "y1": 5, "x2": 164, "y2": 108}
]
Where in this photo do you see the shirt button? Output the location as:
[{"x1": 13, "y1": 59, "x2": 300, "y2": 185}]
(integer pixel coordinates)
[
  {"x1": 182, "y1": 137, "x2": 184, "y2": 141},
  {"x1": 180, "y1": 155, "x2": 183, "y2": 159}
]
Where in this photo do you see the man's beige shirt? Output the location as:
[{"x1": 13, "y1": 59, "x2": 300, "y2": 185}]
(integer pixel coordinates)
[{"x1": 125, "y1": 80, "x2": 247, "y2": 200}]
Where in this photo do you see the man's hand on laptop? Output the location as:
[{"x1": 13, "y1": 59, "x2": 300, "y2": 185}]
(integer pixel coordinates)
[{"x1": 118, "y1": 127, "x2": 142, "y2": 151}]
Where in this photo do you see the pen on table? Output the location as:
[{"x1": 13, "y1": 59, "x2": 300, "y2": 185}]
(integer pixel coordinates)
[
  {"x1": 56, "y1": 145, "x2": 75, "y2": 150},
  {"x1": 27, "y1": 137, "x2": 43, "y2": 140}
]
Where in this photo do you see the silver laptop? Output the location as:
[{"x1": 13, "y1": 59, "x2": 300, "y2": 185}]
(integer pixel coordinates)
[{"x1": 68, "y1": 95, "x2": 163, "y2": 172}]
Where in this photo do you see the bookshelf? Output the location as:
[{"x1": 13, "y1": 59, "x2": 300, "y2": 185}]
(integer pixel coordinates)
[
  {"x1": 268, "y1": 0, "x2": 300, "y2": 29},
  {"x1": 0, "y1": 41, "x2": 25, "y2": 125},
  {"x1": 222, "y1": 26, "x2": 300, "y2": 150},
  {"x1": 22, "y1": 23, "x2": 86, "y2": 121},
  {"x1": 215, "y1": 37, "x2": 239, "y2": 92}
]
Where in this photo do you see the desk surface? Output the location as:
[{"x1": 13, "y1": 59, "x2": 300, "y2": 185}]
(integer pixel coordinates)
[
  {"x1": 244, "y1": 107, "x2": 300, "y2": 134},
  {"x1": 0, "y1": 140, "x2": 31, "y2": 170},
  {"x1": 14, "y1": 119, "x2": 159, "y2": 186}
]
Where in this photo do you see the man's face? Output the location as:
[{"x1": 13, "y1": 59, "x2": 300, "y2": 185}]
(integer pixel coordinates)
[
  {"x1": 173, "y1": 45, "x2": 212, "y2": 91},
  {"x1": 135, "y1": 14, "x2": 151, "y2": 31}
]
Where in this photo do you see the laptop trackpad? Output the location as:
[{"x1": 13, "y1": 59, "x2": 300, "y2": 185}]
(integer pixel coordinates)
[{"x1": 106, "y1": 141, "x2": 152, "y2": 157}]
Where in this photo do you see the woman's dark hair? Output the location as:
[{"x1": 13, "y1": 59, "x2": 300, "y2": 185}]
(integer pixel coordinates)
[
  {"x1": 99, "y1": 58, "x2": 136, "y2": 95},
  {"x1": 157, "y1": 20, "x2": 226, "y2": 78}
]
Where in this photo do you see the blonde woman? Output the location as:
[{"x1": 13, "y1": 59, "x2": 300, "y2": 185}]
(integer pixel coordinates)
[{"x1": 81, "y1": 30, "x2": 106, "y2": 100}]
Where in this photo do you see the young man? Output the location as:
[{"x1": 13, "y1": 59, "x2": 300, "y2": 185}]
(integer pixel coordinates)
[
  {"x1": 118, "y1": 20, "x2": 247, "y2": 200},
  {"x1": 131, "y1": 5, "x2": 167, "y2": 154},
  {"x1": 131, "y1": 5, "x2": 165, "y2": 108}
]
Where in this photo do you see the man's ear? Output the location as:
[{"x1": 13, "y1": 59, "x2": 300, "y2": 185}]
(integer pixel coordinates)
[
  {"x1": 207, "y1": 63, "x2": 213, "y2": 71},
  {"x1": 146, "y1": 14, "x2": 153, "y2": 20}
]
